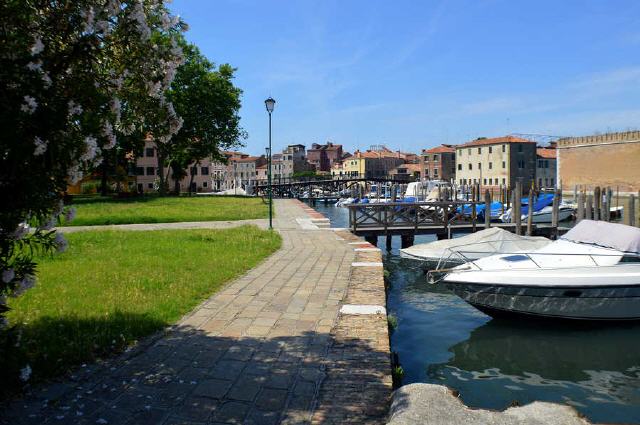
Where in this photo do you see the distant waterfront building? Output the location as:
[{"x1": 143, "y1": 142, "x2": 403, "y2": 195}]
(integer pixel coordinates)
[
  {"x1": 556, "y1": 131, "x2": 640, "y2": 193},
  {"x1": 455, "y1": 136, "x2": 537, "y2": 189},
  {"x1": 421, "y1": 144, "x2": 456, "y2": 181},
  {"x1": 535, "y1": 146, "x2": 557, "y2": 189},
  {"x1": 336, "y1": 148, "x2": 406, "y2": 178},
  {"x1": 388, "y1": 163, "x2": 422, "y2": 181},
  {"x1": 307, "y1": 142, "x2": 343, "y2": 172}
]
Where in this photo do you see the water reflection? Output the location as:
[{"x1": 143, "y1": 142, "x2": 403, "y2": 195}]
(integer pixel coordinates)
[{"x1": 308, "y1": 202, "x2": 640, "y2": 423}]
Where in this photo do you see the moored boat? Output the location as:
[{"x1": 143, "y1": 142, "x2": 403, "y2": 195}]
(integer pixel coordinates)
[{"x1": 439, "y1": 220, "x2": 640, "y2": 321}]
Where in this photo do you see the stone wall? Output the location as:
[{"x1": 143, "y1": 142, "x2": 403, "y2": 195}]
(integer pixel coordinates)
[{"x1": 557, "y1": 132, "x2": 640, "y2": 192}]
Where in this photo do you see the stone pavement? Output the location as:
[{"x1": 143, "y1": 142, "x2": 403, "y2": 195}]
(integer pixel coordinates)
[
  {"x1": 1, "y1": 199, "x2": 392, "y2": 425},
  {"x1": 56, "y1": 219, "x2": 269, "y2": 233}
]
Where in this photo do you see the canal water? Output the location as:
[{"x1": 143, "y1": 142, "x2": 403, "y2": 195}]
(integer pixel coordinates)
[{"x1": 309, "y1": 201, "x2": 640, "y2": 424}]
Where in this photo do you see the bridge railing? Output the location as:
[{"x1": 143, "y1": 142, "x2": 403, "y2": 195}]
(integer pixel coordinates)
[{"x1": 345, "y1": 201, "x2": 484, "y2": 233}]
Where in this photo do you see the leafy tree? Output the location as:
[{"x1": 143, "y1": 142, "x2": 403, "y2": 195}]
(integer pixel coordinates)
[
  {"x1": 0, "y1": 0, "x2": 186, "y2": 335},
  {"x1": 159, "y1": 42, "x2": 246, "y2": 195}
]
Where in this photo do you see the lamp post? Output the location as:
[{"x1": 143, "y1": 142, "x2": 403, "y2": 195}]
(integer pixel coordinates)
[{"x1": 264, "y1": 97, "x2": 276, "y2": 229}]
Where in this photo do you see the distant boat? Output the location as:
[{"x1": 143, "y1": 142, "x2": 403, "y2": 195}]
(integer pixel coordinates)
[
  {"x1": 401, "y1": 227, "x2": 550, "y2": 264},
  {"x1": 439, "y1": 220, "x2": 640, "y2": 321},
  {"x1": 499, "y1": 193, "x2": 575, "y2": 223}
]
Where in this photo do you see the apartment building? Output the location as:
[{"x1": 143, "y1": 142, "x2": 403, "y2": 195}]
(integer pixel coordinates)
[
  {"x1": 135, "y1": 140, "x2": 215, "y2": 193},
  {"x1": 307, "y1": 142, "x2": 343, "y2": 172},
  {"x1": 421, "y1": 145, "x2": 456, "y2": 181},
  {"x1": 536, "y1": 147, "x2": 557, "y2": 189},
  {"x1": 455, "y1": 136, "x2": 537, "y2": 189},
  {"x1": 557, "y1": 131, "x2": 640, "y2": 193},
  {"x1": 336, "y1": 149, "x2": 405, "y2": 178},
  {"x1": 388, "y1": 163, "x2": 422, "y2": 181}
]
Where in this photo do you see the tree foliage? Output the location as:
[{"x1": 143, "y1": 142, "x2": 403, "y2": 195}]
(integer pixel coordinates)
[
  {"x1": 161, "y1": 41, "x2": 246, "y2": 194},
  {"x1": 0, "y1": 0, "x2": 186, "y2": 328}
]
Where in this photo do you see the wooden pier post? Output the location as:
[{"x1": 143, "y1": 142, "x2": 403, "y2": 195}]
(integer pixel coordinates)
[
  {"x1": 576, "y1": 191, "x2": 585, "y2": 222},
  {"x1": 400, "y1": 234, "x2": 414, "y2": 248},
  {"x1": 471, "y1": 186, "x2": 477, "y2": 232},
  {"x1": 586, "y1": 193, "x2": 593, "y2": 220},
  {"x1": 515, "y1": 181, "x2": 522, "y2": 235},
  {"x1": 629, "y1": 194, "x2": 636, "y2": 227},
  {"x1": 484, "y1": 189, "x2": 491, "y2": 229},
  {"x1": 386, "y1": 235, "x2": 392, "y2": 251},
  {"x1": 526, "y1": 189, "x2": 534, "y2": 236},
  {"x1": 551, "y1": 188, "x2": 560, "y2": 239},
  {"x1": 593, "y1": 186, "x2": 601, "y2": 221},
  {"x1": 606, "y1": 187, "x2": 613, "y2": 221}
]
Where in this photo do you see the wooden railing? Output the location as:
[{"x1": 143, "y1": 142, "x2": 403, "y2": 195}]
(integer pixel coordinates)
[{"x1": 345, "y1": 201, "x2": 484, "y2": 233}]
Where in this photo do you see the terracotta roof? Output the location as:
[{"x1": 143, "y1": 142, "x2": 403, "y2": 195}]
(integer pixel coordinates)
[
  {"x1": 459, "y1": 136, "x2": 535, "y2": 148},
  {"x1": 537, "y1": 148, "x2": 557, "y2": 159},
  {"x1": 256, "y1": 164, "x2": 267, "y2": 169},
  {"x1": 232, "y1": 156, "x2": 261, "y2": 163},
  {"x1": 423, "y1": 145, "x2": 456, "y2": 154}
]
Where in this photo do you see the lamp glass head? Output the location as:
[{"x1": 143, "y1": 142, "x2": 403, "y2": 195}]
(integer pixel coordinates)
[{"x1": 264, "y1": 97, "x2": 275, "y2": 113}]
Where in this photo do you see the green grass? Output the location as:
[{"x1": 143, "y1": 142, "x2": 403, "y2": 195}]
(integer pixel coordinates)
[
  {"x1": 2, "y1": 226, "x2": 281, "y2": 395},
  {"x1": 67, "y1": 195, "x2": 269, "y2": 226}
]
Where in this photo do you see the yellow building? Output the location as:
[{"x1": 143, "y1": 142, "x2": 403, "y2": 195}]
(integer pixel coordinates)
[{"x1": 333, "y1": 150, "x2": 405, "y2": 178}]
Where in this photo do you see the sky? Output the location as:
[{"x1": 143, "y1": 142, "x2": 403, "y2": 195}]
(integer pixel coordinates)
[{"x1": 170, "y1": 0, "x2": 640, "y2": 155}]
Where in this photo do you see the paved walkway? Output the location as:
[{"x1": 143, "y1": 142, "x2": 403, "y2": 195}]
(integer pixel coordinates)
[{"x1": 2, "y1": 200, "x2": 390, "y2": 425}]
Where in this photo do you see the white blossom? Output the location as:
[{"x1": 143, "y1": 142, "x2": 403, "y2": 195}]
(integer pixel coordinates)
[
  {"x1": 80, "y1": 6, "x2": 95, "y2": 33},
  {"x1": 55, "y1": 233, "x2": 68, "y2": 252},
  {"x1": 13, "y1": 223, "x2": 29, "y2": 240},
  {"x1": 30, "y1": 36, "x2": 44, "y2": 55},
  {"x1": 26, "y1": 61, "x2": 42, "y2": 72},
  {"x1": 21, "y1": 95, "x2": 37, "y2": 114},
  {"x1": 80, "y1": 136, "x2": 98, "y2": 161},
  {"x1": 65, "y1": 208, "x2": 76, "y2": 222},
  {"x1": 2, "y1": 269, "x2": 15, "y2": 284},
  {"x1": 130, "y1": 2, "x2": 151, "y2": 40},
  {"x1": 68, "y1": 165, "x2": 84, "y2": 184},
  {"x1": 12, "y1": 276, "x2": 36, "y2": 297},
  {"x1": 68, "y1": 100, "x2": 83, "y2": 116},
  {"x1": 102, "y1": 121, "x2": 116, "y2": 149},
  {"x1": 34, "y1": 136, "x2": 48, "y2": 155},
  {"x1": 110, "y1": 98, "x2": 121, "y2": 122},
  {"x1": 19, "y1": 365, "x2": 32, "y2": 382},
  {"x1": 41, "y1": 72, "x2": 52, "y2": 88},
  {"x1": 95, "y1": 19, "x2": 111, "y2": 35}
]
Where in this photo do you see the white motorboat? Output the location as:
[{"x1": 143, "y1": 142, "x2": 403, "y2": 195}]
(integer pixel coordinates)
[
  {"x1": 400, "y1": 227, "x2": 550, "y2": 264},
  {"x1": 499, "y1": 204, "x2": 575, "y2": 223},
  {"x1": 439, "y1": 220, "x2": 640, "y2": 321}
]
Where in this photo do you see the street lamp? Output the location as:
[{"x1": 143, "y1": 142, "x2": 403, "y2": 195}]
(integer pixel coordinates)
[{"x1": 265, "y1": 97, "x2": 276, "y2": 229}]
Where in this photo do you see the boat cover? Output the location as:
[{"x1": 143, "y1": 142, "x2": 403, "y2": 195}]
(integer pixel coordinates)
[
  {"x1": 561, "y1": 219, "x2": 640, "y2": 254},
  {"x1": 400, "y1": 227, "x2": 551, "y2": 262}
]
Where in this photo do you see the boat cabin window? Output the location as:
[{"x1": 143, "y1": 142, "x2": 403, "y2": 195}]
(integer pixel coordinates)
[
  {"x1": 500, "y1": 255, "x2": 530, "y2": 262},
  {"x1": 620, "y1": 255, "x2": 640, "y2": 263}
]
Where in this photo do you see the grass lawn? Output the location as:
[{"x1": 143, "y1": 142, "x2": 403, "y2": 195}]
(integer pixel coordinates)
[
  {"x1": 2, "y1": 226, "x2": 281, "y2": 396},
  {"x1": 67, "y1": 195, "x2": 269, "y2": 226}
]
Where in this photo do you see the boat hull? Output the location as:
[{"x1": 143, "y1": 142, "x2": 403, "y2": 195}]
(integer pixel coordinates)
[{"x1": 445, "y1": 281, "x2": 640, "y2": 320}]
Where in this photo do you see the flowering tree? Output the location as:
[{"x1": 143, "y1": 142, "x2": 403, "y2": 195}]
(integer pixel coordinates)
[{"x1": 0, "y1": 0, "x2": 187, "y2": 330}]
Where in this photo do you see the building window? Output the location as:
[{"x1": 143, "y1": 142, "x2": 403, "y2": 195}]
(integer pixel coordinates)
[
  {"x1": 502, "y1": 178, "x2": 506, "y2": 184},
  {"x1": 538, "y1": 159, "x2": 543, "y2": 168},
  {"x1": 201, "y1": 167, "x2": 209, "y2": 175},
  {"x1": 502, "y1": 161, "x2": 506, "y2": 169},
  {"x1": 502, "y1": 144, "x2": 506, "y2": 152},
  {"x1": 137, "y1": 183, "x2": 143, "y2": 192},
  {"x1": 478, "y1": 163, "x2": 482, "y2": 170},
  {"x1": 136, "y1": 166, "x2": 144, "y2": 176},
  {"x1": 434, "y1": 169, "x2": 438, "y2": 176},
  {"x1": 468, "y1": 149, "x2": 471, "y2": 155},
  {"x1": 489, "y1": 146, "x2": 493, "y2": 154},
  {"x1": 468, "y1": 163, "x2": 472, "y2": 170},
  {"x1": 483, "y1": 178, "x2": 487, "y2": 185},
  {"x1": 146, "y1": 167, "x2": 155, "y2": 176},
  {"x1": 477, "y1": 148, "x2": 482, "y2": 154},
  {"x1": 517, "y1": 159, "x2": 524, "y2": 169},
  {"x1": 433, "y1": 154, "x2": 439, "y2": 161},
  {"x1": 147, "y1": 183, "x2": 153, "y2": 189},
  {"x1": 539, "y1": 178, "x2": 542, "y2": 187},
  {"x1": 489, "y1": 162, "x2": 492, "y2": 169},
  {"x1": 518, "y1": 144, "x2": 523, "y2": 153},
  {"x1": 191, "y1": 167, "x2": 197, "y2": 176},
  {"x1": 459, "y1": 179, "x2": 463, "y2": 185},
  {"x1": 550, "y1": 178, "x2": 554, "y2": 186},
  {"x1": 203, "y1": 181, "x2": 208, "y2": 187},
  {"x1": 145, "y1": 148, "x2": 154, "y2": 157},
  {"x1": 457, "y1": 164, "x2": 462, "y2": 171}
]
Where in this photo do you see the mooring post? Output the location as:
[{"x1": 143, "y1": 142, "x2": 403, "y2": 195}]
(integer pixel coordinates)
[
  {"x1": 606, "y1": 187, "x2": 613, "y2": 221},
  {"x1": 629, "y1": 194, "x2": 636, "y2": 227},
  {"x1": 484, "y1": 189, "x2": 491, "y2": 229},
  {"x1": 526, "y1": 189, "x2": 534, "y2": 236},
  {"x1": 593, "y1": 186, "x2": 601, "y2": 221},
  {"x1": 386, "y1": 234, "x2": 392, "y2": 251},
  {"x1": 577, "y1": 191, "x2": 585, "y2": 222},
  {"x1": 400, "y1": 234, "x2": 414, "y2": 248},
  {"x1": 471, "y1": 186, "x2": 477, "y2": 233},
  {"x1": 586, "y1": 193, "x2": 593, "y2": 220},
  {"x1": 551, "y1": 188, "x2": 560, "y2": 239},
  {"x1": 515, "y1": 181, "x2": 522, "y2": 235},
  {"x1": 365, "y1": 235, "x2": 378, "y2": 246}
]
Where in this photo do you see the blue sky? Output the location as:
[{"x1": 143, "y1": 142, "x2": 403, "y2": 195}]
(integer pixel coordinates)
[{"x1": 170, "y1": 0, "x2": 640, "y2": 155}]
